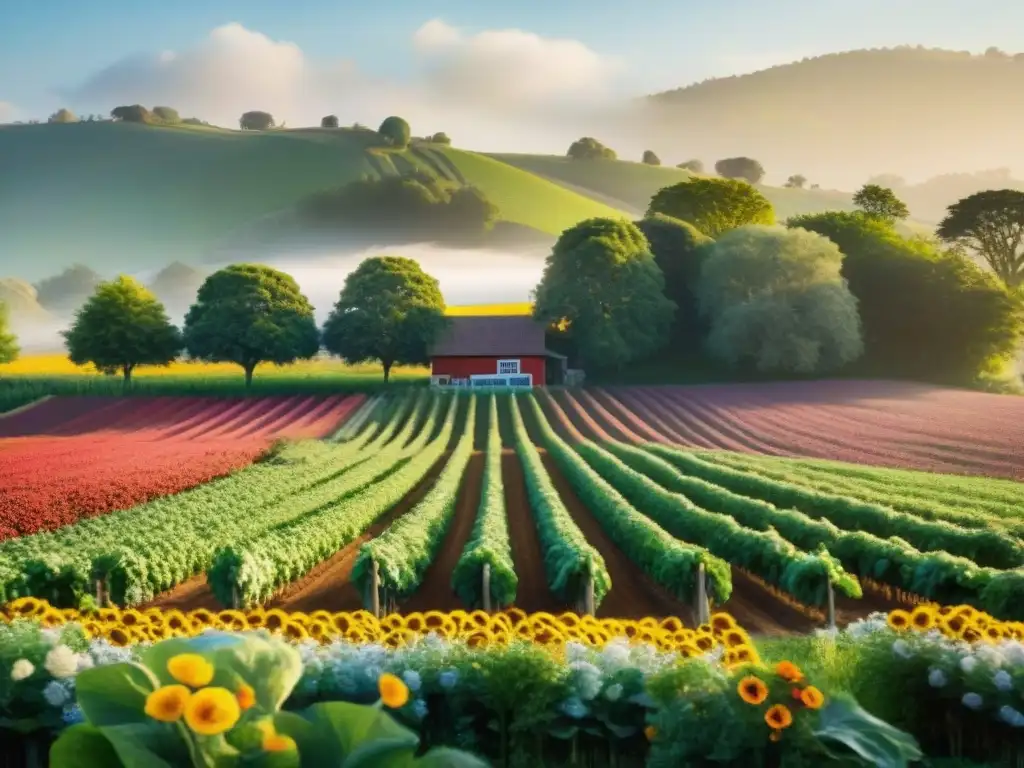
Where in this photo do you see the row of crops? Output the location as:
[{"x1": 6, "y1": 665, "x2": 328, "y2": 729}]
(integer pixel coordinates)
[{"x1": 1, "y1": 391, "x2": 1022, "y2": 622}]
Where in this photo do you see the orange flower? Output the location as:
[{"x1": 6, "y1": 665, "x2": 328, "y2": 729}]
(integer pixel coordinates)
[
  {"x1": 236, "y1": 683, "x2": 256, "y2": 711},
  {"x1": 263, "y1": 732, "x2": 296, "y2": 752},
  {"x1": 765, "y1": 705, "x2": 793, "y2": 730},
  {"x1": 737, "y1": 676, "x2": 769, "y2": 706},
  {"x1": 774, "y1": 661, "x2": 803, "y2": 683},
  {"x1": 769, "y1": 729, "x2": 783, "y2": 743},
  {"x1": 791, "y1": 687, "x2": 803, "y2": 701},
  {"x1": 644, "y1": 725, "x2": 657, "y2": 741},
  {"x1": 800, "y1": 686, "x2": 825, "y2": 710},
  {"x1": 378, "y1": 673, "x2": 409, "y2": 709}
]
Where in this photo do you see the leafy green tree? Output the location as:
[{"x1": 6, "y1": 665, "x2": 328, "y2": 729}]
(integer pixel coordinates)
[
  {"x1": 239, "y1": 111, "x2": 275, "y2": 131},
  {"x1": 322, "y1": 256, "x2": 448, "y2": 382},
  {"x1": 533, "y1": 218, "x2": 675, "y2": 370},
  {"x1": 634, "y1": 214, "x2": 712, "y2": 348},
  {"x1": 0, "y1": 303, "x2": 18, "y2": 365},
  {"x1": 429, "y1": 132, "x2": 451, "y2": 144},
  {"x1": 48, "y1": 109, "x2": 77, "y2": 124},
  {"x1": 789, "y1": 210, "x2": 1024, "y2": 381},
  {"x1": 111, "y1": 105, "x2": 151, "y2": 123},
  {"x1": 320, "y1": 115, "x2": 339, "y2": 128},
  {"x1": 785, "y1": 174, "x2": 807, "y2": 189},
  {"x1": 697, "y1": 226, "x2": 863, "y2": 374},
  {"x1": 378, "y1": 116, "x2": 411, "y2": 148},
  {"x1": 183, "y1": 264, "x2": 319, "y2": 387},
  {"x1": 63, "y1": 276, "x2": 182, "y2": 384},
  {"x1": 678, "y1": 159, "x2": 704, "y2": 173},
  {"x1": 853, "y1": 183, "x2": 910, "y2": 222},
  {"x1": 566, "y1": 137, "x2": 616, "y2": 161},
  {"x1": 647, "y1": 178, "x2": 775, "y2": 237},
  {"x1": 152, "y1": 106, "x2": 180, "y2": 123},
  {"x1": 642, "y1": 150, "x2": 661, "y2": 166},
  {"x1": 937, "y1": 189, "x2": 1024, "y2": 288},
  {"x1": 34, "y1": 265, "x2": 101, "y2": 313},
  {"x1": 714, "y1": 157, "x2": 765, "y2": 184}
]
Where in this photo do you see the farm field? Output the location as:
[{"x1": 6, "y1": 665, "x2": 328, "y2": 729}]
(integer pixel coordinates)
[
  {"x1": 2, "y1": 389, "x2": 1021, "y2": 637},
  {"x1": 0, "y1": 395, "x2": 363, "y2": 538}
]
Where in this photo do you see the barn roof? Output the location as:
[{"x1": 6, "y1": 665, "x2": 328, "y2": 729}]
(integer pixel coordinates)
[{"x1": 431, "y1": 315, "x2": 552, "y2": 357}]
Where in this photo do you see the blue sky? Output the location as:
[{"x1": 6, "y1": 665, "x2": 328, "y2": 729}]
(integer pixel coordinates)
[{"x1": 0, "y1": 0, "x2": 1017, "y2": 120}]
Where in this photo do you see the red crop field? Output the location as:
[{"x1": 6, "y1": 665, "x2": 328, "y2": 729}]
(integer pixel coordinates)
[
  {"x1": 0, "y1": 395, "x2": 363, "y2": 539},
  {"x1": 553, "y1": 381, "x2": 1024, "y2": 480}
]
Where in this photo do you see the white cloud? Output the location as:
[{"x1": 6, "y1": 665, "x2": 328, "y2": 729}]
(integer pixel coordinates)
[{"x1": 0, "y1": 101, "x2": 16, "y2": 122}]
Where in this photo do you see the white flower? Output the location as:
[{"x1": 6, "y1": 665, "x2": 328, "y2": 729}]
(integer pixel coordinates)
[
  {"x1": 604, "y1": 683, "x2": 623, "y2": 701},
  {"x1": 960, "y1": 656, "x2": 978, "y2": 674},
  {"x1": 994, "y1": 670, "x2": 1013, "y2": 692},
  {"x1": 928, "y1": 668, "x2": 948, "y2": 688},
  {"x1": 892, "y1": 640, "x2": 913, "y2": 659},
  {"x1": 76, "y1": 654, "x2": 94, "y2": 672},
  {"x1": 975, "y1": 645, "x2": 1006, "y2": 668},
  {"x1": 961, "y1": 692, "x2": 983, "y2": 710},
  {"x1": 565, "y1": 641, "x2": 588, "y2": 663},
  {"x1": 43, "y1": 681, "x2": 70, "y2": 707},
  {"x1": 44, "y1": 646, "x2": 79, "y2": 679},
  {"x1": 568, "y1": 661, "x2": 602, "y2": 701},
  {"x1": 10, "y1": 659, "x2": 34, "y2": 682}
]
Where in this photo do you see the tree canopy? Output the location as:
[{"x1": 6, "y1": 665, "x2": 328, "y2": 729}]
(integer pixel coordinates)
[
  {"x1": 34, "y1": 265, "x2": 101, "y2": 313},
  {"x1": 785, "y1": 174, "x2": 807, "y2": 189},
  {"x1": 714, "y1": 157, "x2": 765, "y2": 184},
  {"x1": 63, "y1": 276, "x2": 182, "y2": 383},
  {"x1": 533, "y1": 218, "x2": 675, "y2": 370},
  {"x1": 647, "y1": 177, "x2": 775, "y2": 237},
  {"x1": 937, "y1": 189, "x2": 1024, "y2": 288},
  {"x1": 321, "y1": 115, "x2": 339, "y2": 128},
  {"x1": 429, "y1": 132, "x2": 452, "y2": 144},
  {"x1": 642, "y1": 150, "x2": 661, "y2": 166},
  {"x1": 48, "y1": 109, "x2": 77, "y2": 124},
  {"x1": 0, "y1": 303, "x2": 18, "y2": 365},
  {"x1": 183, "y1": 264, "x2": 320, "y2": 386},
  {"x1": 152, "y1": 106, "x2": 180, "y2": 124},
  {"x1": 239, "y1": 111, "x2": 275, "y2": 131},
  {"x1": 378, "y1": 116, "x2": 411, "y2": 148},
  {"x1": 111, "y1": 105, "x2": 151, "y2": 123},
  {"x1": 321, "y1": 256, "x2": 448, "y2": 382},
  {"x1": 567, "y1": 137, "x2": 617, "y2": 161},
  {"x1": 697, "y1": 225, "x2": 863, "y2": 374},
  {"x1": 853, "y1": 183, "x2": 910, "y2": 223},
  {"x1": 678, "y1": 159, "x2": 704, "y2": 173}
]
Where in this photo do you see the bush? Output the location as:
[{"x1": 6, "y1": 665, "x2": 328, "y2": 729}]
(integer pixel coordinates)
[
  {"x1": 110, "y1": 105, "x2": 151, "y2": 123},
  {"x1": 378, "y1": 116, "x2": 411, "y2": 148},
  {"x1": 715, "y1": 157, "x2": 765, "y2": 184},
  {"x1": 429, "y1": 132, "x2": 452, "y2": 144},
  {"x1": 320, "y1": 115, "x2": 339, "y2": 128},
  {"x1": 239, "y1": 111, "x2": 274, "y2": 130},
  {"x1": 642, "y1": 150, "x2": 661, "y2": 166},
  {"x1": 647, "y1": 177, "x2": 775, "y2": 237},
  {"x1": 566, "y1": 137, "x2": 616, "y2": 160},
  {"x1": 47, "y1": 109, "x2": 77, "y2": 124},
  {"x1": 151, "y1": 106, "x2": 180, "y2": 124},
  {"x1": 697, "y1": 225, "x2": 864, "y2": 374}
]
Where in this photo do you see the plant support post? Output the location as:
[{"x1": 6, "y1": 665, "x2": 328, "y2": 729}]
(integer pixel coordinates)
[
  {"x1": 827, "y1": 579, "x2": 836, "y2": 630},
  {"x1": 370, "y1": 559, "x2": 381, "y2": 618},
  {"x1": 482, "y1": 563, "x2": 492, "y2": 612},
  {"x1": 696, "y1": 562, "x2": 710, "y2": 625},
  {"x1": 583, "y1": 572, "x2": 595, "y2": 616}
]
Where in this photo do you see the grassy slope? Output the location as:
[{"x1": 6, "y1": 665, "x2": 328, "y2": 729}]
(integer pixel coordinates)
[{"x1": 0, "y1": 123, "x2": 621, "y2": 280}]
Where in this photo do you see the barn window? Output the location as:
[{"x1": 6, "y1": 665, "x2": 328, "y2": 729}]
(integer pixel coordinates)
[{"x1": 497, "y1": 359, "x2": 520, "y2": 375}]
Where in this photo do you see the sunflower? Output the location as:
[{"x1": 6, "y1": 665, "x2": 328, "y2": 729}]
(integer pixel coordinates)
[
  {"x1": 8, "y1": 597, "x2": 44, "y2": 617},
  {"x1": 800, "y1": 686, "x2": 825, "y2": 710},
  {"x1": 765, "y1": 704, "x2": 793, "y2": 730},
  {"x1": 961, "y1": 626, "x2": 982, "y2": 643},
  {"x1": 145, "y1": 685, "x2": 192, "y2": 722},
  {"x1": 723, "y1": 629, "x2": 750, "y2": 649},
  {"x1": 108, "y1": 627, "x2": 132, "y2": 647},
  {"x1": 984, "y1": 625, "x2": 1004, "y2": 642},
  {"x1": 307, "y1": 620, "x2": 330, "y2": 642},
  {"x1": 191, "y1": 608, "x2": 215, "y2": 625},
  {"x1": 638, "y1": 617, "x2": 659, "y2": 630},
  {"x1": 694, "y1": 634, "x2": 715, "y2": 652},
  {"x1": 82, "y1": 620, "x2": 101, "y2": 637},
  {"x1": 121, "y1": 609, "x2": 148, "y2": 628},
  {"x1": 184, "y1": 687, "x2": 241, "y2": 736},
  {"x1": 263, "y1": 609, "x2": 288, "y2": 632},
  {"x1": 887, "y1": 609, "x2": 911, "y2": 632},
  {"x1": 910, "y1": 606, "x2": 936, "y2": 631},
  {"x1": 403, "y1": 612, "x2": 425, "y2": 633},
  {"x1": 245, "y1": 610, "x2": 266, "y2": 629},
  {"x1": 283, "y1": 621, "x2": 308, "y2": 641},
  {"x1": 439, "y1": 616, "x2": 459, "y2": 637},
  {"x1": 677, "y1": 643, "x2": 701, "y2": 658},
  {"x1": 39, "y1": 608, "x2": 65, "y2": 628},
  {"x1": 98, "y1": 607, "x2": 120, "y2": 622},
  {"x1": 344, "y1": 628, "x2": 368, "y2": 644},
  {"x1": 775, "y1": 661, "x2": 803, "y2": 683},
  {"x1": 943, "y1": 614, "x2": 966, "y2": 636},
  {"x1": 468, "y1": 610, "x2": 490, "y2": 628},
  {"x1": 621, "y1": 622, "x2": 639, "y2": 639},
  {"x1": 162, "y1": 610, "x2": 187, "y2": 632},
  {"x1": 381, "y1": 614, "x2": 404, "y2": 631},
  {"x1": 423, "y1": 610, "x2": 446, "y2": 630},
  {"x1": 710, "y1": 612, "x2": 736, "y2": 632},
  {"x1": 732, "y1": 644, "x2": 759, "y2": 666},
  {"x1": 382, "y1": 629, "x2": 411, "y2": 649},
  {"x1": 738, "y1": 676, "x2": 769, "y2": 705},
  {"x1": 558, "y1": 612, "x2": 581, "y2": 629},
  {"x1": 331, "y1": 613, "x2": 352, "y2": 633}
]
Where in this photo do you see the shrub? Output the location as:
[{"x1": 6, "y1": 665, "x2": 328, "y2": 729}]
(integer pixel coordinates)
[
  {"x1": 239, "y1": 111, "x2": 274, "y2": 130},
  {"x1": 678, "y1": 159, "x2": 704, "y2": 173},
  {"x1": 715, "y1": 157, "x2": 765, "y2": 184},
  {"x1": 642, "y1": 150, "x2": 661, "y2": 165},
  {"x1": 110, "y1": 105, "x2": 151, "y2": 123},
  {"x1": 647, "y1": 178, "x2": 775, "y2": 237},
  {"x1": 151, "y1": 106, "x2": 180, "y2": 124},
  {"x1": 320, "y1": 115, "x2": 339, "y2": 128},
  {"x1": 567, "y1": 137, "x2": 616, "y2": 160},
  {"x1": 378, "y1": 116, "x2": 411, "y2": 148}
]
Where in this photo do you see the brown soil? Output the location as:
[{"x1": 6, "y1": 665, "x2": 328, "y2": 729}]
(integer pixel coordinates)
[
  {"x1": 501, "y1": 449, "x2": 565, "y2": 614},
  {"x1": 720, "y1": 570, "x2": 819, "y2": 637},
  {"x1": 403, "y1": 452, "x2": 486, "y2": 612},
  {"x1": 539, "y1": 451, "x2": 691, "y2": 621},
  {"x1": 269, "y1": 454, "x2": 451, "y2": 613},
  {"x1": 144, "y1": 574, "x2": 222, "y2": 612}
]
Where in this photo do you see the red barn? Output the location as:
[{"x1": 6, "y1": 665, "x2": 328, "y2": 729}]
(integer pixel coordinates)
[{"x1": 430, "y1": 315, "x2": 566, "y2": 388}]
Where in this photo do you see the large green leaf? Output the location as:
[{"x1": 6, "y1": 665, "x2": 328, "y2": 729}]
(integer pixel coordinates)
[
  {"x1": 50, "y1": 724, "x2": 125, "y2": 768},
  {"x1": 99, "y1": 722, "x2": 193, "y2": 768},
  {"x1": 415, "y1": 748, "x2": 491, "y2": 768},
  {"x1": 813, "y1": 696, "x2": 923, "y2": 768},
  {"x1": 75, "y1": 662, "x2": 160, "y2": 727},
  {"x1": 291, "y1": 702, "x2": 418, "y2": 767}
]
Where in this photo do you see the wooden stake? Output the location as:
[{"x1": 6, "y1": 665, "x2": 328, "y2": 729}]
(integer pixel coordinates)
[
  {"x1": 370, "y1": 560, "x2": 381, "y2": 618},
  {"x1": 231, "y1": 585, "x2": 240, "y2": 611},
  {"x1": 827, "y1": 580, "x2": 836, "y2": 630},
  {"x1": 696, "y1": 563, "x2": 709, "y2": 625},
  {"x1": 583, "y1": 573, "x2": 595, "y2": 616},
  {"x1": 482, "y1": 564, "x2": 492, "y2": 612}
]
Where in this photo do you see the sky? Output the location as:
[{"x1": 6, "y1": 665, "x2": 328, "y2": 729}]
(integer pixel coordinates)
[{"x1": 0, "y1": 0, "x2": 1018, "y2": 138}]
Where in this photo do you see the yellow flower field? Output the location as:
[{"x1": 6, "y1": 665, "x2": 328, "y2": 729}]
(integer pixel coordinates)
[{"x1": 445, "y1": 303, "x2": 532, "y2": 316}]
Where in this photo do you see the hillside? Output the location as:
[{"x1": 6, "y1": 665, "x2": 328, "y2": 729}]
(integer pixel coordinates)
[
  {"x1": 635, "y1": 47, "x2": 1024, "y2": 192},
  {"x1": 0, "y1": 122, "x2": 625, "y2": 280}
]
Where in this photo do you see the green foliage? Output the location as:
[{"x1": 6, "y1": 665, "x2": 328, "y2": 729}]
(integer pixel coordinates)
[
  {"x1": 150, "y1": 107, "x2": 180, "y2": 124},
  {"x1": 452, "y1": 395, "x2": 518, "y2": 609},
  {"x1": 853, "y1": 184, "x2": 910, "y2": 223},
  {"x1": 789, "y1": 210, "x2": 1024, "y2": 382},
  {"x1": 714, "y1": 157, "x2": 765, "y2": 184},
  {"x1": 48, "y1": 109, "x2": 77, "y2": 124},
  {"x1": 786, "y1": 175, "x2": 808, "y2": 189},
  {"x1": 507, "y1": 394, "x2": 610, "y2": 605},
  {"x1": 641, "y1": 150, "x2": 661, "y2": 166},
  {"x1": 566, "y1": 137, "x2": 616, "y2": 161},
  {"x1": 697, "y1": 225, "x2": 864, "y2": 374},
  {"x1": 0, "y1": 303, "x2": 18, "y2": 365},
  {"x1": 183, "y1": 264, "x2": 320, "y2": 386},
  {"x1": 937, "y1": 189, "x2": 1024, "y2": 287},
  {"x1": 239, "y1": 111, "x2": 274, "y2": 131},
  {"x1": 320, "y1": 115, "x2": 339, "y2": 129},
  {"x1": 321, "y1": 256, "x2": 448, "y2": 382},
  {"x1": 62, "y1": 276, "x2": 182, "y2": 382},
  {"x1": 647, "y1": 177, "x2": 775, "y2": 237},
  {"x1": 677, "y1": 159, "x2": 703, "y2": 173},
  {"x1": 110, "y1": 105, "x2": 151, "y2": 123},
  {"x1": 378, "y1": 116, "x2": 411, "y2": 148},
  {"x1": 34, "y1": 265, "x2": 101, "y2": 313},
  {"x1": 525, "y1": 394, "x2": 733, "y2": 603},
  {"x1": 533, "y1": 218, "x2": 675, "y2": 370},
  {"x1": 428, "y1": 132, "x2": 451, "y2": 145}
]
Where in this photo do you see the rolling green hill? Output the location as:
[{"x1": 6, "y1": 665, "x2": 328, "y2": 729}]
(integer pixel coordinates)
[{"x1": 0, "y1": 122, "x2": 625, "y2": 280}]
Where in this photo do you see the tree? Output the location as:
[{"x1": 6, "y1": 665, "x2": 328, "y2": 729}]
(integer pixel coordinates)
[
  {"x1": 678, "y1": 159, "x2": 704, "y2": 173},
  {"x1": 697, "y1": 226, "x2": 863, "y2": 374},
  {"x1": 647, "y1": 177, "x2": 775, "y2": 237},
  {"x1": 714, "y1": 157, "x2": 765, "y2": 184},
  {"x1": 634, "y1": 214, "x2": 712, "y2": 349},
  {"x1": 785, "y1": 174, "x2": 807, "y2": 189},
  {"x1": 152, "y1": 106, "x2": 181, "y2": 124},
  {"x1": 533, "y1": 218, "x2": 675, "y2": 370},
  {"x1": 0, "y1": 303, "x2": 18, "y2": 365},
  {"x1": 184, "y1": 264, "x2": 319, "y2": 387},
  {"x1": 48, "y1": 109, "x2": 77, "y2": 124},
  {"x1": 378, "y1": 116, "x2": 411, "y2": 148},
  {"x1": 429, "y1": 132, "x2": 451, "y2": 144},
  {"x1": 642, "y1": 150, "x2": 661, "y2": 166},
  {"x1": 853, "y1": 183, "x2": 910, "y2": 222},
  {"x1": 566, "y1": 137, "x2": 616, "y2": 161},
  {"x1": 110, "y1": 105, "x2": 151, "y2": 123},
  {"x1": 937, "y1": 189, "x2": 1024, "y2": 287},
  {"x1": 321, "y1": 115, "x2": 339, "y2": 128},
  {"x1": 322, "y1": 257, "x2": 448, "y2": 382},
  {"x1": 789, "y1": 210, "x2": 1024, "y2": 381},
  {"x1": 34, "y1": 265, "x2": 101, "y2": 313},
  {"x1": 239, "y1": 111, "x2": 275, "y2": 131},
  {"x1": 62, "y1": 276, "x2": 182, "y2": 384}
]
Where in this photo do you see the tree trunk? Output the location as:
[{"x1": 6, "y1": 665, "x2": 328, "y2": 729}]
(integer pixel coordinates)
[
  {"x1": 382, "y1": 360, "x2": 392, "y2": 384},
  {"x1": 122, "y1": 365, "x2": 133, "y2": 386},
  {"x1": 244, "y1": 363, "x2": 255, "y2": 388}
]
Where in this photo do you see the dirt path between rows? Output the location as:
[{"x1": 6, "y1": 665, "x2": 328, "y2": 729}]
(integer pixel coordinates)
[
  {"x1": 403, "y1": 452, "x2": 486, "y2": 612},
  {"x1": 719, "y1": 570, "x2": 817, "y2": 637},
  {"x1": 501, "y1": 449, "x2": 565, "y2": 614},
  {"x1": 144, "y1": 574, "x2": 222, "y2": 612},
  {"x1": 269, "y1": 454, "x2": 451, "y2": 613}
]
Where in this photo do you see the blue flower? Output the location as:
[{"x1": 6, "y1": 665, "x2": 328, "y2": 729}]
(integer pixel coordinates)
[
  {"x1": 928, "y1": 668, "x2": 948, "y2": 688},
  {"x1": 999, "y1": 705, "x2": 1024, "y2": 727},
  {"x1": 413, "y1": 699, "x2": 428, "y2": 719},
  {"x1": 43, "y1": 681, "x2": 69, "y2": 707},
  {"x1": 561, "y1": 697, "x2": 589, "y2": 719},
  {"x1": 61, "y1": 705, "x2": 84, "y2": 725},
  {"x1": 994, "y1": 670, "x2": 1013, "y2": 692},
  {"x1": 962, "y1": 692, "x2": 984, "y2": 710},
  {"x1": 402, "y1": 670, "x2": 422, "y2": 693},
  {"x1": 439, "y1": 669, "x2": 459, "y2": 690}
]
